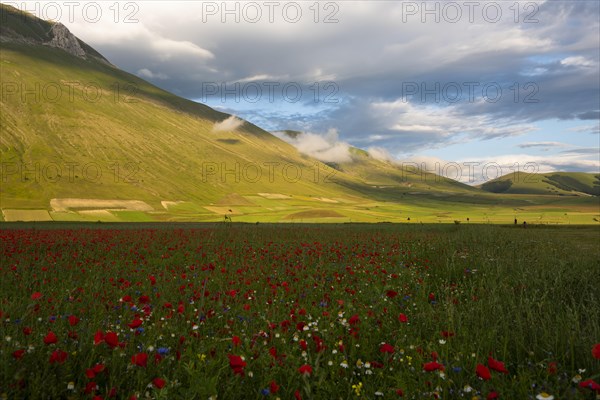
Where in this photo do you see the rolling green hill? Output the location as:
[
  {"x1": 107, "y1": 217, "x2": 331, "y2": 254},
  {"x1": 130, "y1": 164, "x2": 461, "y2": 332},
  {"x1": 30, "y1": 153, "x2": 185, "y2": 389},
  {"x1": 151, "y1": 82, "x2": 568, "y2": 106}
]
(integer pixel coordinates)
[
  {"x1": 480, "y1": 171, "x2": 600, "y2": 196},
  {"x1": 0, "y1": 4, "x2": 598, "y2": 223}
]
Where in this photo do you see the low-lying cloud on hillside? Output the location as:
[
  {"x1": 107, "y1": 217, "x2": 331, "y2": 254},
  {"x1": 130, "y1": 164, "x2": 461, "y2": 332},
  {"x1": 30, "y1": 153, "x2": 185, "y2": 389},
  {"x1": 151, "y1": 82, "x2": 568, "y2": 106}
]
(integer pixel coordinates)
[
  {"x1": 366, "y1": 147, "x2": 395, "y2": 162},
  {"x1": 212, "y1": 115, "x2": 244, "y2": 132},
  {"x1": 273, "y1": 129, "x2": 353, "y2": 164}
]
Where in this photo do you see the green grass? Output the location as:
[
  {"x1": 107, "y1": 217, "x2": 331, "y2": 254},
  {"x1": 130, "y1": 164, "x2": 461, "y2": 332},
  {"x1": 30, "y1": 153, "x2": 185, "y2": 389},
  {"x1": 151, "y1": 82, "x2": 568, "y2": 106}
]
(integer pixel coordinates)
[{"x1": 0, "y1": 223, "x2": 599, "y2": 399}]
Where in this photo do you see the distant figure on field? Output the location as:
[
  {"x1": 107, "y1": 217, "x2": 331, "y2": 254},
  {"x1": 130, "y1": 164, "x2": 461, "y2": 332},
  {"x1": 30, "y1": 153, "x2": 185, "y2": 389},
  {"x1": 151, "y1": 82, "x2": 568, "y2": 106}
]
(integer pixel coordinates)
[
  {"x1": 523, "y1": 221, "x2": 527, "y2": 228},
  {"x1": 514, "y1": 218, "x2": 517, "y2": 225}
]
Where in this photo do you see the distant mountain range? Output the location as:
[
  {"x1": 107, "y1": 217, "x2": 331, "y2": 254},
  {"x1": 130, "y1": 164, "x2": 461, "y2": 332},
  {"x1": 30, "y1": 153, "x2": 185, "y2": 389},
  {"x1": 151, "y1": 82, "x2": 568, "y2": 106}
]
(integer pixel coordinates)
[{"x1": 1, "y1": 4, "x2": 598, "y2": 223}]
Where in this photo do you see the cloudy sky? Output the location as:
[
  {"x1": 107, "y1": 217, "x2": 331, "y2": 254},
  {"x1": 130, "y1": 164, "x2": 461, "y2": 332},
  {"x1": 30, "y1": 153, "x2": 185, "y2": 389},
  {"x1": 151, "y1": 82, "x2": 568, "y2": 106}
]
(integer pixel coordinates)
[{"x1": 12, "y1": 0, "x2": 599, "y2": 182}]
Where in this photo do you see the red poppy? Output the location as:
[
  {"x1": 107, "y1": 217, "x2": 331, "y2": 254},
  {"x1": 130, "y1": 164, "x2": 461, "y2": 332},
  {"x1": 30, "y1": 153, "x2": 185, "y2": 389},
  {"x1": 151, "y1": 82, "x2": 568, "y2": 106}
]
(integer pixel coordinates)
[
  {"x1": 313, "y1": 335, "x2": 326, "y2": 353},
  {"x1": 94, "y1": 363, "x2": 106, "y2": 373},
  {"x1": 380, "y1": 343, "x2": 394, "y2": 354},
  {"x1": 138, "y1": 295, "x2": 150, "y2": 304},
  {"x1": 487, "y1": 391, "x2": 499, "y2": 399},
  {"x1": 152, "y1": 378, "x2": 166, "y2": 389},
  {"x1": 68, "y1": 315, "x2": 80, "y2": 326},
  {"x1": 396, "y1": 388, "x2": 404, "y2": 396},
  {"x1": 49, "y1": 349, "x2": 68, "y2": 364},
  {"x1": 103, "y1": 332, "x2": 118, "y2": 348},
  {"x1": 128, "y1": 318, "x2": 143, "y2": 329},
  {"x1": 423, "y1": 361, "x2": 445, "y2": 372},
  {"x1": 547, "y1": 361, "x2": 558, "y2": 375},
  {"x1": 44, "y1": 331, "x2": 58, "y2": 345},
  {"x1": 386, "y1": 290, "x2": 398, "y2": 298},
  {"x1": 269, "y1": 347, "x2": 278, "y2": 358},
  {"x1": 592, "y1": 343, "x2": 600, "y2": 360},
  {"x1": 488, "y1": 356, "x2": 509, "y2": 374},
  {"x1": 269, "y1": 381, "x2": 280, "y2": 394},
  {"x1": 294, "y1": 390, "x2": 302, "y2": 400},
  {"x1": 94, "y1": 330, "x2": 104, "y2": 345},
  {"x1": 131, "y1": 352, "x2": 148, "y2": 367},
  {"x1": 476, "y1": 363, "x2": 492, "y2": 380},
  {"x1": 299, "y1": 339, "x2": 307, "y2": 351},
  {"x1": 298, "y1": 364, "x2": 312, "y2": 376},
  {"x1": 149, "y1": 276, "x2": 156, "y2": 285},
  {"x1": 22, "y1": 327, "x2": 32, "y2": 336},
  {"x1": 280, "y1": 320, "x2": 291, "y2": 331},
  {"x1": 228, "y1": 354, "x2": 247, "y2": 376},
  {"x1": 398, "y1": 313, "x2": 408, "y2": 323},
  {"x1": 349, "y1": 314, "x2": 360, "y2": 325},
  {"x1": 579, "y1": 379, "x2": 600, "y2": 392},
  {"x1": 31, "y1": 292, "x2": 42, "y2": 300},
  {"x1": 84, "y1": 381, "x2": 98, "y2": 394},
  {"x1": 441, "y1": 331, "x2": 454, "y2": 338},
  {"x1": 13, "y1": 349, "x2": 26, "y2": 360},
  {"x1": 232, "y1": 336, "x2": 241, "y2": 347}
]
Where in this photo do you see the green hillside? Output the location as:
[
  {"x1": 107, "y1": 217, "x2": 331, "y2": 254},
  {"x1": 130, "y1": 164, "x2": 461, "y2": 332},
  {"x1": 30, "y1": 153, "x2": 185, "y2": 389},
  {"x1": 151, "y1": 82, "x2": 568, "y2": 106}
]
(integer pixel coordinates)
[
  {"x1": 0, "y1": 40, "x2": 359, "y2": 207},
  {"x1": 480, "y1": 171, "x2": 600, "y2": 196},
  {"x1": 0, "y1": 4, "x2": 598, "y2": 224}
]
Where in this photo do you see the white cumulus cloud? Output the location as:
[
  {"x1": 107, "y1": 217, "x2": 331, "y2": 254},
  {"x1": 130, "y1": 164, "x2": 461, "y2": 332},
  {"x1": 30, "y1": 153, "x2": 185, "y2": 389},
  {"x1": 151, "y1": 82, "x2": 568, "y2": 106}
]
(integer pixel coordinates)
[
  {"x1": 136, "y1": 68, "x2": 169, "y2": 80},
  {"x1": 212, "y1": 115, "x2": 245, "y2": 132},
  {"x1": 367, "y1": 147, "x2": 395, "y2": 162},
  {"x1": 274, "y1": 129, "x2": 353, "y2": 163}
]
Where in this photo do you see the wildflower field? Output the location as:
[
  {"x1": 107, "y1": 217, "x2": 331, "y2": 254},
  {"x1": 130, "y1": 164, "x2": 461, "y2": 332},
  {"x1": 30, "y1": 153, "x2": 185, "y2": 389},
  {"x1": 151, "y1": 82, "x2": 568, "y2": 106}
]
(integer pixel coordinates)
[{"x1": 1, "y1": 223, "x2": 599, "y2": 399}]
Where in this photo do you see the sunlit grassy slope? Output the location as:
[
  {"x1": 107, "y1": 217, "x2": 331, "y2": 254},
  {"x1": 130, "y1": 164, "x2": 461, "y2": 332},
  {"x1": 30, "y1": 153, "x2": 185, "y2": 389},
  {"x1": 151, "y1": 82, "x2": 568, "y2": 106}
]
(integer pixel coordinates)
[
  {"x1": 0, "y1": 19, "x2": 360, "y2": 208},
  {"x1": 0, "y1": 4, "x2": 598, "y2": 223}
]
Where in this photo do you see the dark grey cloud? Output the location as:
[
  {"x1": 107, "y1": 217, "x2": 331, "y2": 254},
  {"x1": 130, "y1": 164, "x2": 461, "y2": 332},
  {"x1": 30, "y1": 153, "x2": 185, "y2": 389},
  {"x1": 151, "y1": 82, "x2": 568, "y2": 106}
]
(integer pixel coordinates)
[
  {"x1": 560, "y1": 147, "x2": 600, "y2": 156},
  {"x1": 577, "y1": 111, "x2": 600, "y2": 121},
  {"x1": 519, "y1": 141, "x2": 568, "y2": 149}
]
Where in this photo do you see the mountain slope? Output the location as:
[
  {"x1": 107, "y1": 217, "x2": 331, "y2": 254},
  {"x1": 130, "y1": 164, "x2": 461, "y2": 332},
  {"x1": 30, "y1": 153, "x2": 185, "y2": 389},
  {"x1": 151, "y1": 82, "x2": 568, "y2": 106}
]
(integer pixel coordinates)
[
  {"x1": 480, "y1": 172, "x2": 600, "y2": 196},
  {"x1": 0, "y1": 40, "x2": 356, "y2": 202},
  {"x1": 0, "y1": 5, "x2": 364, "y2": 213}
]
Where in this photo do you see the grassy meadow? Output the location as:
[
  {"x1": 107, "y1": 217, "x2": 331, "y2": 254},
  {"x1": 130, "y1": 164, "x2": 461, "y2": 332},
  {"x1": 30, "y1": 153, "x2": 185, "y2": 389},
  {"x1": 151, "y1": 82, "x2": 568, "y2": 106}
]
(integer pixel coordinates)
[{"x1": 0, "y1": 223, "x2": 599, "y2": 399}]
